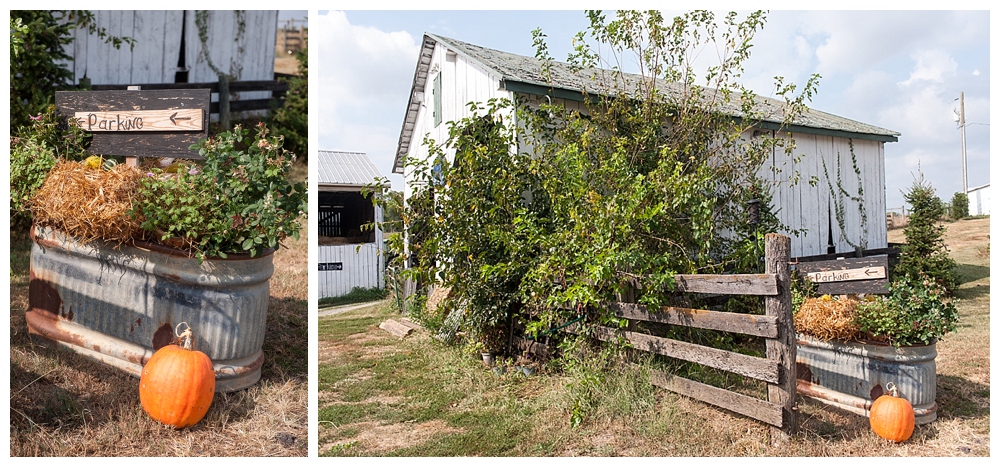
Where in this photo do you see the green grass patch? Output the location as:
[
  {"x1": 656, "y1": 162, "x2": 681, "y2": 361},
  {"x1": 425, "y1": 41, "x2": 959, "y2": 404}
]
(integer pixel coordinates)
[{"x1": 319, "y1": 286, "x2": 388, "y2": 308}]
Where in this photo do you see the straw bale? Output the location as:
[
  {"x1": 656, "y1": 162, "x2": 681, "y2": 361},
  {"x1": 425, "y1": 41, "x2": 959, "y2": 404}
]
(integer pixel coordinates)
[
  {"x1": 794, "y1": 295, "x2": 861, "y2": 342},
  {"x1": 30, "y1": 160, "x2": 146, "y2": 245}
]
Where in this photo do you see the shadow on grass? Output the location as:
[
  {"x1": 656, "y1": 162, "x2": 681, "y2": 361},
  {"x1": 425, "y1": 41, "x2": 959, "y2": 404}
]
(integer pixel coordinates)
[{"x1": 956, "y1": 263, "x2": 990, "y2": 285}]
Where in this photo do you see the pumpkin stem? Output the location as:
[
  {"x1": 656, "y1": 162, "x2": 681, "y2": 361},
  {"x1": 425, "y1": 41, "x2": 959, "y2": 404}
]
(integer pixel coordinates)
[
  {"x1": 886, "y1": 382, "x2": 898, "y2": 397},
  {"x1": 175, "y1": 322, "x2": 195, "y2": 351}
]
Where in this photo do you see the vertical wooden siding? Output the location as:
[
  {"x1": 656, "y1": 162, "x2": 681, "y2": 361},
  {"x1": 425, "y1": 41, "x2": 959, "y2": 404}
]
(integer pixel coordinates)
[
  {"x1": 761, "y1": 133, "x2": 887, "y2": 258},
  {"x1": 403, "y1": 42, "x2": 510, "y2": 199},
  {"x1": 61, "y1": 10, "x2": 277, "y2": 109},
  {"x1": 318, "y1": 243, "x2": 384, "y2": 299}
]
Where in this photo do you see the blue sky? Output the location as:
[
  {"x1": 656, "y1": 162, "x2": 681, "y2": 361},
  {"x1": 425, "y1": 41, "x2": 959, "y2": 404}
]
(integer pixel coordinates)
[{"x1": 315, "y1": 9, "x2": 990, "y2": 210}]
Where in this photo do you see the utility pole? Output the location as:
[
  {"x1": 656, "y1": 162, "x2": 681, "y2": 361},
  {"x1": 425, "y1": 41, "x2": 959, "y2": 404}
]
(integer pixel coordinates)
[{"x1": 960, "y1": 92, "x2": 968, "y2": 193}]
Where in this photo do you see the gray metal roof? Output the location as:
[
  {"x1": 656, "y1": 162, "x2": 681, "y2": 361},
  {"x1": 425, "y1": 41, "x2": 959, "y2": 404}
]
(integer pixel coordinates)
[
  {"x1": 395, "y1": 33, "x2": 901, "y2": 173},
  {"x1": 317, "y1": 150, "x2": 384, "y2": 187}
]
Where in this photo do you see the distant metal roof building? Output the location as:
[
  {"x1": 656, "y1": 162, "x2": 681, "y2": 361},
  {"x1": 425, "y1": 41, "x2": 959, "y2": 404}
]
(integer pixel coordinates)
[
  {"x1": 317, "y1": 150, "x2": 384, "y2": 188},
  {"x1": 396, "y1": 33, "x2": 901, "y2": 173}
]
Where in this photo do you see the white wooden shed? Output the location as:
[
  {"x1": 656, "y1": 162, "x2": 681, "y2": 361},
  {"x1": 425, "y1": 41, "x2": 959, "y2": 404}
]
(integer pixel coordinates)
[
  {"x1": 58, "y1": 10, "x2": 278, "y2": 117},
  {"x1": 394, "y1": 33, "x2": 901, "y2": 260},
  {"x1": 317, "y1": 150, "x2": 386, "y2": 298},
  {"x1": 967, "y1": 183, "x2": 991, "y2": 216}
]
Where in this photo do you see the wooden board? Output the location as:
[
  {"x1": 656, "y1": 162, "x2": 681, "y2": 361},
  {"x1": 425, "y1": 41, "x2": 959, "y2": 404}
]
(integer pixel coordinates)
[
  {"x1": 611, "y1": 302, "x2": 778, "y2": 338},
  {"x1": 793, "y1": 255, "x2": 890, "y2": 294},
  {"x1": 673, "y1": 273, "x2": 777, "y2": 295},
  {"x1": 647, "y1": 367, "x2": 783, "y2": 427},
  {"x1": 56, "y1": 89, "x2": 210, "y2": 159},
  {"x1": 73, "y1": 109, "x2": 203, "y2": 132},
  {"x1": 569, "y1": 323, "x2": 780, "y2": 384}
]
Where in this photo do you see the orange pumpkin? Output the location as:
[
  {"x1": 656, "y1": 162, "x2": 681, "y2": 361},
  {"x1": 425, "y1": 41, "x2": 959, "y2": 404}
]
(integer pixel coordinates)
[
  {"x1": 869, "y1": 382, "x2": 915, "y2": 442},
  {"x1": 139, "y1": 324, "x2": 215, "y2": 428}
]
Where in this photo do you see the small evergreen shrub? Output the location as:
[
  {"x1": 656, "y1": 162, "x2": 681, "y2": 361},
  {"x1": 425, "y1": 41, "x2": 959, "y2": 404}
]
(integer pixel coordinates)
[
  {"x1": 950, "y1": 192, "x2": 969, "y2": 220},
  {"x1": 895, "y1": 173, "x2": 958, "y2": 293}
]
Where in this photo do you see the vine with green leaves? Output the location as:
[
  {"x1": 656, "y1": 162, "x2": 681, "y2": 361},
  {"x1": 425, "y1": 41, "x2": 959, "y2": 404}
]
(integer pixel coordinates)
[
  {"x1": 822, "y1": 140, "x2": 869, "y2": 251},
  {"x1": 195, "y1": 10, "x2": 246, "y2": 80}
]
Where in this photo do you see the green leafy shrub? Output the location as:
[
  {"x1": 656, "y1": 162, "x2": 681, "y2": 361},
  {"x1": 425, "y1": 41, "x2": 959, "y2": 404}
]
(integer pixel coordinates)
[
  {"x1": 856, "y1": 273, "x2": 959, "y2": 347},
  {"x1": 950, "y1": 191, "x2": 969, "y2": 220},
  {"x1": 130, "y1": 123, "x2": 307, "y2": 261},
  {"x1": 895, "y1": 172, "x2": 958, "y2": 293},
  {"x1": 9, "y1": 105, "x2": 91, "y2": 230}
]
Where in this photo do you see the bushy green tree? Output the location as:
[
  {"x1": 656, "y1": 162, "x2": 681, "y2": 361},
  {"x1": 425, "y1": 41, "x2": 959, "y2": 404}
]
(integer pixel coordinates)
[
  {"x1": 380, "y1": 10, "x2": 820, "y2": 350},
  {"x1": 950, "y1": 191, "x2": 969, "y2": 220},
  {"x1": 9, "y1": 11, "x2": 76, "y2": 132},
  {"x1": 895, "y1": 173, "x2": 958, "y2": 293}
]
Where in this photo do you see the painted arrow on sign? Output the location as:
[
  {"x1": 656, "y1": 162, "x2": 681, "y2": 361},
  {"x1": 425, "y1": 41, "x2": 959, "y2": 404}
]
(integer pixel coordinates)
[{"x1": 169, "y1": 112, "x2": 193, "y2": 125}]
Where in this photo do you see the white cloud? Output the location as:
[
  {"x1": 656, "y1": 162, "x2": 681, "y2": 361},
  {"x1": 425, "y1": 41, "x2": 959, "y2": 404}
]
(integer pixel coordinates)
[
  {"x1": 899, "y1": 50, "x2": 958, "y2": 87},
  {"x1": 316, "y1": 11, "x2": 420, "y2": 188}
]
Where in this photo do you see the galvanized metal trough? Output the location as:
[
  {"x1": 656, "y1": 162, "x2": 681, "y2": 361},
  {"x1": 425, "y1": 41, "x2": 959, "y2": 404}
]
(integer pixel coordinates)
[
  {"x1": 796, "y1": 333, "x2": 937, "y2": 425},
  {"x1": 26, "y1": 225, "x2": 273, "y2": 392}
]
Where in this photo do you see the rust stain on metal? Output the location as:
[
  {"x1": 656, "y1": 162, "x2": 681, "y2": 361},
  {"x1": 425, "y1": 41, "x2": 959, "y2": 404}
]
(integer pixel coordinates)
[
  {"x1": 29, "y1": 224, "x2": 63, "y2": 249},
  {"x1": 795, "y1": 362, "x2": 815, "y2": 384},
  {"x1": 63, "y1": 305, "x2": 74, "y2": 321},
  {"x1": 152, "y1": 322, "x2": 174, "y2": 350},
  {"x1": 28, "y1": 271, "x2": 63, "y2": 318},
  {"x1": 869, "y1": 384, "x2": 884, "y2": 401},
  {"x1": 222, "y1": 352, "x2": 266, "y2": 376}
]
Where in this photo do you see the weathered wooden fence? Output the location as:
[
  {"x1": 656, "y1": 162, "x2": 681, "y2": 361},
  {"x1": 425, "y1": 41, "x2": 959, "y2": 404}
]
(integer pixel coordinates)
[
  {"x1": 568, "y1": 233, "x2": 796, "y2": 440},
  {"x1": 86, "y1": 77, "x2": 290, "y2": 127}
]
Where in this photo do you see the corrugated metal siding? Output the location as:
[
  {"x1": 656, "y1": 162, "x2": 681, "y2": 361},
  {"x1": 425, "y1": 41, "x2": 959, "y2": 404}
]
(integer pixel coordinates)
[
  {"x1": 317, "y1": 150, "x2": 385, "y2": 187},
  {"x1": 318, "y1": 243, "x2": 384, "y2": 298},
  {"x1": 27, "y1": 226, "x2": 271, "y2": 391}
]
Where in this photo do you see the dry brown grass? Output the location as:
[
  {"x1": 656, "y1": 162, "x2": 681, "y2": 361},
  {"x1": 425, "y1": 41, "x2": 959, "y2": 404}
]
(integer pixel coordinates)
[
  {"x1": 9, "y1": 159, "x2": 309, "y2": 457},
  {"x1": 30, "y1": 160, "x2": 146, "y2": 244},
  {"x1": 794, "y1": 296, "x2": 861, "y2": 341}
]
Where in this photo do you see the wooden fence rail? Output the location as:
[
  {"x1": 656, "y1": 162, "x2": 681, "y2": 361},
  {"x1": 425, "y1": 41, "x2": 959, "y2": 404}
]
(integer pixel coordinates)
[
  {"x1": 85, "y1": 76, "x2": 290, "y2": 122},
  {"x1": 569, "y1": 233, "x2": 796, "y2": 442}
]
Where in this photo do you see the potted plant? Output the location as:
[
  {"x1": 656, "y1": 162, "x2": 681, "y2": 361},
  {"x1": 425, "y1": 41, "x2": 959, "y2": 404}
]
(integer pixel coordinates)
[
  {"x1": 794, "y1": 272, "x2": 958, "y2": 425},
  {"x1": 26, "y1": 122, "x2": 307, "y2": 391}
]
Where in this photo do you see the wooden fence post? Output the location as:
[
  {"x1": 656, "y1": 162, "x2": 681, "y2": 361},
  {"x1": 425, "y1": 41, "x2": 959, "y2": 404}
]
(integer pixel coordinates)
[
  {"x1": 218, "y1": 73, "x2": 230, "y2": 131},
  {"x1": 765, "y1": 233, "x2": 796, "y2": 443}
]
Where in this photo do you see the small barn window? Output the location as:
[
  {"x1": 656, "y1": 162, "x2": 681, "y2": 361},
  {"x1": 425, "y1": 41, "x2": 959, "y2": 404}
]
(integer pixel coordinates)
[
  {"x1": 433, "y1": 72, "x2": 442, "y2": 127},
  {"x1": 318, "y1": 191, "x2": 376, "y2": 245}
]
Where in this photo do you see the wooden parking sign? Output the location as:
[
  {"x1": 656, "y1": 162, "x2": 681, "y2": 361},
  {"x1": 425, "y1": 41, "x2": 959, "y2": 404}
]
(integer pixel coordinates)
[
  {"x1": 56, "y1": 89, "x2": 210, "y2": 159},
  {"x1": 793, "y1": 255, "x2": 890, "y2": 295}
]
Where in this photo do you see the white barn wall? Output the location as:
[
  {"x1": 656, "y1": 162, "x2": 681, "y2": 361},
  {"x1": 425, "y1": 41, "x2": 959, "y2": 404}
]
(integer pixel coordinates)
[
  {"x1": 968, "y1": 184, "x2": 991, "y2": 216},
  {"x1": 761, "y1": 133, "x2": 887, "y2": 258},
  {"x1": 403, "y1": 42, "x2": 512, "y2": 200},
  {"x1": 318, "y1": 243, "x2": 384, "y2": 299},
  {"x1": 60, "y1": 10, "x2": 277, "y2": 117}
]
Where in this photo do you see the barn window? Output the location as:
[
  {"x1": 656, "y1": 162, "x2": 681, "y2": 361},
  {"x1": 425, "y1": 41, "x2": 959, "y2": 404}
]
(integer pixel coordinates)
[
  {"x1": 433, "y1": 72, "x2": 442, "y2": 127},
  {"x1": 318, "y1": 191, "x2": 375, "y2": 245}
]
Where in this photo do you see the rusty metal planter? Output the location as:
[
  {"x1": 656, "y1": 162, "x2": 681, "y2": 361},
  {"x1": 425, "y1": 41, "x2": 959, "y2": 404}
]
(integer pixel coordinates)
[
  {"x1": 796, "y1": 333, "x2": 937, "y2": 425},
  {"x1": 26, "y1": 225, "x2": 273, "y2": 392}
]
